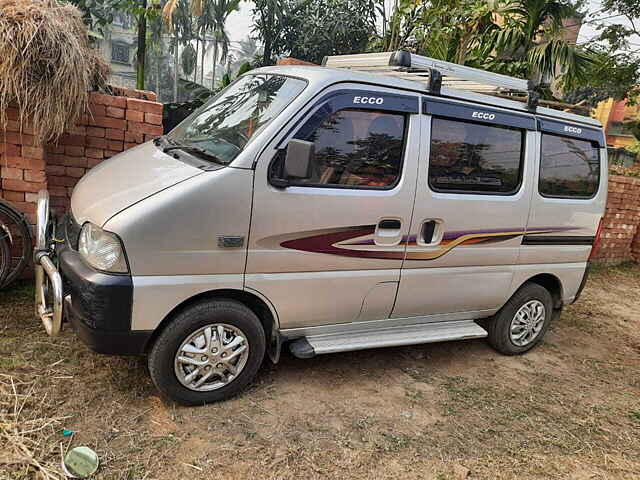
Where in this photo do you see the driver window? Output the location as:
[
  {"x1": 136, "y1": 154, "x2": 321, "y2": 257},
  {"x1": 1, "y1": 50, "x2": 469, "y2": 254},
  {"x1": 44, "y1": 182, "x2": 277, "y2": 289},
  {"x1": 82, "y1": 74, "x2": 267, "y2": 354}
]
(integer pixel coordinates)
[{"x1": 291, "y1": 108, "x2": 406, "y2": 188}]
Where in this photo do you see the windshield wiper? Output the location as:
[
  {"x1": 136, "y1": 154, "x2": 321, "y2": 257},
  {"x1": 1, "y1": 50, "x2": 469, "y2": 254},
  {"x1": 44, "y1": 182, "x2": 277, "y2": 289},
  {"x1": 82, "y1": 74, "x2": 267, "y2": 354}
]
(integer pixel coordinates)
[{"x1": 163, "y1": 144, "x2": 225, "y2": 166}]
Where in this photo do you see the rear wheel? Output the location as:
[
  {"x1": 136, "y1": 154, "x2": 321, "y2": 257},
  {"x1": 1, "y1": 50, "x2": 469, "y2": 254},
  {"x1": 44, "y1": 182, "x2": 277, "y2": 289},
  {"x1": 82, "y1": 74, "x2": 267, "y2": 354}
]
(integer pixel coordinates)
[
  {"x1": 148, "y1": 299, "x2": 266, "y2": 405},
  {"x1": 486, "y1": 282, "x2": 553, "y2": 355}
]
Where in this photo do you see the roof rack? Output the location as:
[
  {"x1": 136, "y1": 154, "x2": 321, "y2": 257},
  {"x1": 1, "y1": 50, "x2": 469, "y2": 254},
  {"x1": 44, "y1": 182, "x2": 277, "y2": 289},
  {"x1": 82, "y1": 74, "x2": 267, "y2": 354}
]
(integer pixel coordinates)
[{"x1": 322, "y1": 51, "x2": 540, "y2": 111}]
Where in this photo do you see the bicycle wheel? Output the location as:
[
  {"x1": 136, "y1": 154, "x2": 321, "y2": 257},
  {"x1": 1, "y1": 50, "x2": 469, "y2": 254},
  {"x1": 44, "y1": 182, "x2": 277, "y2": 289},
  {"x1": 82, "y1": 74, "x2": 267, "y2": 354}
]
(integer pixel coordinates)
[
  {"x1": 0, "y1": 198, "x2": 33, "y2": 289},
  {"x1": 0, "y1": 228, "x2": 10, "y2": 287}
]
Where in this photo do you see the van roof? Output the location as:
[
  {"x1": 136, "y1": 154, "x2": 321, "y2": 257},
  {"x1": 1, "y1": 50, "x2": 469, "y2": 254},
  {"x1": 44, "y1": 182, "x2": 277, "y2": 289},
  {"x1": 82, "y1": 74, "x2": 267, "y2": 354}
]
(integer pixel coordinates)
[{"x1": 254, "y1": 65, "x2": 603, "y2": 129}]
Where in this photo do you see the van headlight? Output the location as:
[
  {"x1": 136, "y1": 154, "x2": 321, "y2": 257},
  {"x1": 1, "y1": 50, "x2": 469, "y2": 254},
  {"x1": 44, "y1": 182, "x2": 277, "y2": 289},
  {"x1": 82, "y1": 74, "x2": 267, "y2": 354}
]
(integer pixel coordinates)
[{"x1": 78, "y1": 223, "x2": 128, "y2": 273}]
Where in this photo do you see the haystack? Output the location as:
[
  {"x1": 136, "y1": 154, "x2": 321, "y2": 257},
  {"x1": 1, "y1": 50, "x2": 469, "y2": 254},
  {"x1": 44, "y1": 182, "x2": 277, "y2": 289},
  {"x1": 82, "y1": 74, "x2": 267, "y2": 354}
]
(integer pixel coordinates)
[{"x1": 0, "y1": 0, "x2": 109, "y2": 143}]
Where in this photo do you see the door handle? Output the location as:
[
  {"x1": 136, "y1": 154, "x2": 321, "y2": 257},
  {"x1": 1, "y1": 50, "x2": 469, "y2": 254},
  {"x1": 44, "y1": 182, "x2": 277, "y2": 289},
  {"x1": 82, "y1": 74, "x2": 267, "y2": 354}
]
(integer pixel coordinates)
[
  {"x1": 378, "y1": 219, "x2": 401, "y2": 230},
  {"x1": 422, "y1": 220, "x2": 437, "y2": 243},
  {"x1": 419, "y1": 219, "x2": 442, "y2": 246}
]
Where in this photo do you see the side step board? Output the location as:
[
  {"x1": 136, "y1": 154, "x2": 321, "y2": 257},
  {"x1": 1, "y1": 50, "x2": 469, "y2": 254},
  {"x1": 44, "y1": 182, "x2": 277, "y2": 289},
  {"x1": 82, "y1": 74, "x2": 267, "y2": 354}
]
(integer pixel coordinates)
[{"x1": 289, "y1": 320, "x2": 488, "y2": 359}]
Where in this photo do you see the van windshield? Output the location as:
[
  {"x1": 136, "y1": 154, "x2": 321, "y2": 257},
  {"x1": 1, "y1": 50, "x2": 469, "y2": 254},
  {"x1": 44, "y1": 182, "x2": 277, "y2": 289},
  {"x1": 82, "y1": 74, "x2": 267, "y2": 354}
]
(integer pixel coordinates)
[{"x1": 168, "y1": 74, "x2": 307, "y2": 165}]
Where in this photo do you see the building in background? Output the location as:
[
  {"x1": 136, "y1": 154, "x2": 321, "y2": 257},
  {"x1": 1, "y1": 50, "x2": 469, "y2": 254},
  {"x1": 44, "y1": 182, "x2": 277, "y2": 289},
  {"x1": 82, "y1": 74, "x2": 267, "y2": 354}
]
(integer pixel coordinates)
[
  {"x1": 592, "y1": 98, "x2": 640, "y2": 165},
  {"x1": 94, "y1": 13, "x2": 138, "y2": 89}
]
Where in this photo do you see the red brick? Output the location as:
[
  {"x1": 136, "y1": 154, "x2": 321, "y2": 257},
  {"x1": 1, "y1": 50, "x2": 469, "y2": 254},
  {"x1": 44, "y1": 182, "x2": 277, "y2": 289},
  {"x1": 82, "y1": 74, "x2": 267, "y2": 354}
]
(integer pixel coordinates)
[
  {"x1": 144, "y1": 112, "x2": 163, "y2": 125},
  {"x1": 144, "y1": 134, "x2": 156, "y2": 142},
  {"x1": 2, "y1": 132, "x2": 36, "y2": 146},
  {"x1": 89, "y1": 92, "x2": 127, "y2": 108},
  {"x1": 103, "y1": 150, "x2": 119, "y2": 159},
  {"x1": 126, "y1": 110, "x2": 144, "y2": 123},
  {"x1": 124, "y1": 131, "x2": 144, "y2": 143},
  {"x1": 107, "y1": 140, "x2": 123, "y2": 152},
  {"x1": 45, "y1": 144, "x2": 65, "y2": 154},
  {"x1": 69, "y1": 125, "x2": 86, "y2": 136},
  {"x1": 87, "y1": 157, "x2": 103, "y2": 168},
  {"x1": 124, "y1": 142, "x2": 137, "y2": 150},
  {"x1": 88, "y1": 104, "x2": 106, "y2": 117},
  {"x1": 22, "y1": 146, "x2": 45, "y2": 159},
  {"x1": 106, "y1": 128, "x2": 125, "y2": 141},
  {"x1": 63, "y1": 156, "x2": 87, "y2": 168},
  {"x1": 45, "y1": 153, "x2": 66, "y2": 166},
  {"x1": 5, "y1": 120, "x2": 20, "y2": 132},
  {"x1": 106, "y1": 106, "x2": 125, "y2": 119},
  {"x1": 66, "y1": 167, "x2": 85, "y2": 178},
  {"x1": 1, "y1": 143, "x2": 21, "y2": 157},
  {"x1": 87, "y1": 126, "x2": 106, "y2": 138},
  {"x1": 59, "y1": 134, "x2": 85, "y2": 147},
  {"x1": 50, "y1": 196, "x2": 71, "y2": 208},
  {"x1": 127, "y1": 121, "x2": 163, "y2": 136},
  {"x1": 46, "y1": 165, "x2": 66, "y2": 176},
  {"x1": 47, "y1": 175, "x2": 77, "y2": 187},
  {"x1": 1, "y1": 167, "x2": 23, "y2": 180},
  {"x1": 2, "y1": 179, "x2": 45, "y2": 193},
  {"x1": 6, "y1": 107, "x2": 19, "y2": 121},
  {"x1": 85, "y1": 136, "x2": 108, "y2": 149},
  {"x1": 85, "y1": 148, "x2": 104, "y2": 159},
  {"x1": 3, "y1": 156, "x2": 45, "y2": 170},
  {"x1": 65, "y1": 145, "x2": 84, "y2": 157},
  {"x1": 47, "y1": 186, "x2": 67, "y2": 197},
  {"x1": 2, "y1": 190, "x2": 24, "y2": 202},
  {"x1": 126, "y1": 98, "x2": 163, "y2": 115},
  {"x1": 89, "y1": 116, "x2": 126, "y2": 130},
  {"x1": 8, "y1": 201, "x2": 37, "y2": 214},
  {"x1": 24, "y1": 170, "x2": 45, "y2": 183}
]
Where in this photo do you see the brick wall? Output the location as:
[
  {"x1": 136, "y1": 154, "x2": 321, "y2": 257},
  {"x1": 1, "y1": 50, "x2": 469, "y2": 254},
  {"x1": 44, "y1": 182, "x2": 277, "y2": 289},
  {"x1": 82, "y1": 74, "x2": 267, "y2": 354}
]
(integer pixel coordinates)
[
  {"x1": 0, "y1": 89, "x2": 163, "y2": 223},
  {"x1": 592, "y1": 175, "x2": 640, "y2": 265}
]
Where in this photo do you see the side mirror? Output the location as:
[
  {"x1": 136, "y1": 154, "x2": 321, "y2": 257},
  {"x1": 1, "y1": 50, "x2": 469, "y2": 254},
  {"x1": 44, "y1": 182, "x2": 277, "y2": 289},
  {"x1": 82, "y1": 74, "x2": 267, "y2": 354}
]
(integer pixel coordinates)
[{"x1": 284, "y1": 139, "x2": 314, "y2": 180}]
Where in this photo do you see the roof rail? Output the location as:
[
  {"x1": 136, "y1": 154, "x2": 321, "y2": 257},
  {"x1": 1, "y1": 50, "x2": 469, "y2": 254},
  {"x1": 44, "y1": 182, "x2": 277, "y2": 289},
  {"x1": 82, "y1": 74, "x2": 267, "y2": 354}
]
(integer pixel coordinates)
[{"x1": 322, "y1": 51, "x2": 540, "y2": 111}]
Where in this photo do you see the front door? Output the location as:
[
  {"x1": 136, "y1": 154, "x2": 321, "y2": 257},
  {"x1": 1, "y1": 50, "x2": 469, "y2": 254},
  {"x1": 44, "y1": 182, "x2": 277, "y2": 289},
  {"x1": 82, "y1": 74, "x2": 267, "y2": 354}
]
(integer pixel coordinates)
[
  {"x1": 245, "y1": 85, "x2": 420, "y2": 330},
  {"x1": 392, "y1": 98, "x2": 537, "y2": 319}
]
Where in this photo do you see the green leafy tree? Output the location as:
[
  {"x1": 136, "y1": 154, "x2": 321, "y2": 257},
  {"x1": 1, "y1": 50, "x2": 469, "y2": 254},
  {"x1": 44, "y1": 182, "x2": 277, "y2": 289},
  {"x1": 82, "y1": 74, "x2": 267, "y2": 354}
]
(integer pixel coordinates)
[
  {"x1": 251, "y1": 0, "x2": 300, "y2": 65},
  {"x1": 284, "y1": 0, "x2": 378, "y2": 64}
]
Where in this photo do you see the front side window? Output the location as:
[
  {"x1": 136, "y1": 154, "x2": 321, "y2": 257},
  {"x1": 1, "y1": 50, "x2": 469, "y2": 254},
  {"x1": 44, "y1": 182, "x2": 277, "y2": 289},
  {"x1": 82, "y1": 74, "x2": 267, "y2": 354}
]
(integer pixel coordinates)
[
  {"x1": 170, "y1": 74, "x2": 307, "y2": 165},
  {"x1": 539, "y1": 134, "x2": 600, "y2": 198},
  {"x1": 290, "y1": 108, "x2": 406, "y2": 188},
  {"x1": 428, "y1": 117, "x2": 525, "y2": 194}
]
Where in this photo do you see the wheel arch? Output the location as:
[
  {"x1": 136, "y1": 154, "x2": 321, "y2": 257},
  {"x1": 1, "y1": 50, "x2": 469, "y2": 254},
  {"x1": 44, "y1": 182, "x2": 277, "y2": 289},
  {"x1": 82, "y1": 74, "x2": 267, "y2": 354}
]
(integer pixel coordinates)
[
  {"x1": 519, "y1": 273, "x2": 564, "y2": 309},
  {"x1": 144, "y1": 288, "x2": 281, "y2": 361}
]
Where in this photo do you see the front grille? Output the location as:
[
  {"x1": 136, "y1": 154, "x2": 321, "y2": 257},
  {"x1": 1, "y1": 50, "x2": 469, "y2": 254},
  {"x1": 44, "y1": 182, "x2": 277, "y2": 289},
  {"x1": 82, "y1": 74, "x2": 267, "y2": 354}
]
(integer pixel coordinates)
[{"x1": 64, "y1": 213, "x2": 82, "y2": 250}]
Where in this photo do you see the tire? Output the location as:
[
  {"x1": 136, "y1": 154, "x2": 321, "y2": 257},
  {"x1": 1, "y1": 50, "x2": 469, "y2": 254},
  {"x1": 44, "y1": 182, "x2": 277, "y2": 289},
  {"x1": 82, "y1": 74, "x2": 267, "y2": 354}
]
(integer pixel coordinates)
[
  {"x1": 0, "y1": 199, "x2": 33, "y2": 289},
  {"x1": 486, "y1": 282, "x2": 554, "y2": 355},
  {"x1": 0, "y1": 232, "x2": 10, "y2": 288},
  {"x1": 148, "y1": 299, "x2": 266, "y2": 405}
]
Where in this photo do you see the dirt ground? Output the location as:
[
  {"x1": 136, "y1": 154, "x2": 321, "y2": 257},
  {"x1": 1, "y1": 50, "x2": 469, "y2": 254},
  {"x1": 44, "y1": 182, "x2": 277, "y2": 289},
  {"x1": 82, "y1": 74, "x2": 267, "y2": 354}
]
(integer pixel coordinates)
[{"x1": 1, "y1": 264, "x2": 639, "y2": 480}]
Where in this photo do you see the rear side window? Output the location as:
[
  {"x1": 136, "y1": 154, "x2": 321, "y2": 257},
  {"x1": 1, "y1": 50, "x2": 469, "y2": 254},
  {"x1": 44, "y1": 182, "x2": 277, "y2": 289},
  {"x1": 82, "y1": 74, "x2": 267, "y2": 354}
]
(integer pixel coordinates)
[
  {"x1": 428, "y1": 117, "x2": 524, "y2": 194},
  {"x1": 294, "y1": 108, "x2": 406, "y2": 188},
  {"x1": 539, "y1": 134, "x2": 600, "y2": 198}
]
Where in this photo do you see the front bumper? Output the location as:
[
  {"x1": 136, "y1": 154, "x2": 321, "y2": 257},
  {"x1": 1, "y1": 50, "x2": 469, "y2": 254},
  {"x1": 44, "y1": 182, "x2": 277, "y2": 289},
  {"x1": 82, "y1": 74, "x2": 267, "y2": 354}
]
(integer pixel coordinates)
[{"x1": 34, "y1": 191, "x2": 152, "y2": 355}]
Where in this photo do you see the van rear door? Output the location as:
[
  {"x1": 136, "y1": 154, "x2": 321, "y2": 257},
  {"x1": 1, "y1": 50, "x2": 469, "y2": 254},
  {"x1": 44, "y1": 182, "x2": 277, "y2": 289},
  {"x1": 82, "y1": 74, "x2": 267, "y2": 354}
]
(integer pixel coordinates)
[
  {"x1": 392, "y1": 99, "x2": 537, "y2": 319},
  {"x1": 518, "y1": 118, "x2": 607, "y2": 302}
]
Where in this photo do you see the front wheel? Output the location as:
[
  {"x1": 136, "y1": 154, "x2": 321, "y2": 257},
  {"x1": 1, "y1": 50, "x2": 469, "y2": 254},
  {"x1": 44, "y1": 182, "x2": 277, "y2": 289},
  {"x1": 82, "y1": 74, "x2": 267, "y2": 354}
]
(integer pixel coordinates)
[
  {"x1": 486, "y1": 282, "x2": 554, "y2": 355},
  {"x1": 148, "y1": 299, "x2": 266, "y2": 405}
]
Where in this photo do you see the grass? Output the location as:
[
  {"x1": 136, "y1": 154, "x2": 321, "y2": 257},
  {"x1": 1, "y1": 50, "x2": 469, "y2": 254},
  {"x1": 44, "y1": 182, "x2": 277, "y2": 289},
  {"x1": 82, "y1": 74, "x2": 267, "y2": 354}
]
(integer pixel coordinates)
[{"x1": 1, "y1": 266, "x2": 640, "y2": 479}]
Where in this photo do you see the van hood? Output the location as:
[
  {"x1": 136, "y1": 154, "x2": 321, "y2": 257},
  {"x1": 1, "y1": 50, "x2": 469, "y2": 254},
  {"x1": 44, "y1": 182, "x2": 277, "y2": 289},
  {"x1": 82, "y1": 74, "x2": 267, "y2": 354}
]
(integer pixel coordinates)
[{"x1": 70, "y1": 142, "x2": 203, "y2": 227}]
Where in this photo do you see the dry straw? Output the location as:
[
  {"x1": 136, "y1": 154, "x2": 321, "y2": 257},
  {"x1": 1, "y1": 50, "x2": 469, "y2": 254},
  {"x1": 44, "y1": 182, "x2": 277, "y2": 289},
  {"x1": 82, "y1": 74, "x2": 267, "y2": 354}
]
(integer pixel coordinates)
[
  {"x1": 0, "y1": 374, "x2": 68, "y2": 479},
  {"x1": 0, "y1": 0, "x2": 109, "y2": 144}
]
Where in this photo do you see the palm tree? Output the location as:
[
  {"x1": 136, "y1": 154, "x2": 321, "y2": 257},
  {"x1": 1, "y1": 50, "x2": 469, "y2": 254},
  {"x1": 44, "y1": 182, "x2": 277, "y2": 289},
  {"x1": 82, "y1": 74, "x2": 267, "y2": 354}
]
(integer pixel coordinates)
[
  {"x1": 490, "y1": 0, "x2": 593, "y2": 91},
  {"x1": 207, "y1": 0, "x2": 240, "y2": 90}
]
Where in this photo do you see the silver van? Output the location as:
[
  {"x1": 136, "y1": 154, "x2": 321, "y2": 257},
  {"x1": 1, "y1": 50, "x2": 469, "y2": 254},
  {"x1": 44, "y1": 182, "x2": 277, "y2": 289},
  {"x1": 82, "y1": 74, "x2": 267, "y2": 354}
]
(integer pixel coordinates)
[{"x1": 33, "y1": 52, "x2": 607, "y2": 405}]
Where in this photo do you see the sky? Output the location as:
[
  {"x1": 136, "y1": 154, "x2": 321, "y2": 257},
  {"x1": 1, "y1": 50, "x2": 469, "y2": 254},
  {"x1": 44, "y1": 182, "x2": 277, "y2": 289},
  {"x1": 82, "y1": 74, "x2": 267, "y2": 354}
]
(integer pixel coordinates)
[{"x1": 225, "y1": 0, "x2": 640, "y2": 53}]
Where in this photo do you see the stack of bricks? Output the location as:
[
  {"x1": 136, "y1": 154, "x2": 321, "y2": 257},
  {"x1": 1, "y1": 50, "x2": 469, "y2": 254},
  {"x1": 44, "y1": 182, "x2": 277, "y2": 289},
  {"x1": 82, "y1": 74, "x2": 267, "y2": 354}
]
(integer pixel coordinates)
[
  {"x1": 0, "y1": 89, "x2": 163, "y2": 222},
  {"x1": 0, "y1": 108, "x2": 46, "y2": 223},
  {"x1": 592, "y1": 175, "x2": 640, "y2": 265}
]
